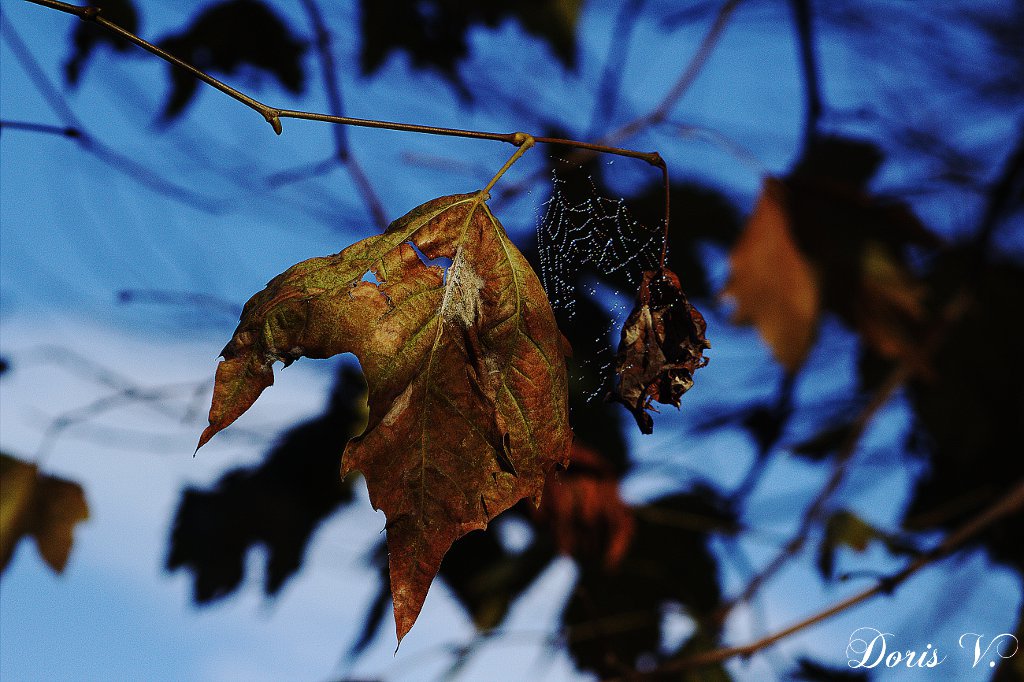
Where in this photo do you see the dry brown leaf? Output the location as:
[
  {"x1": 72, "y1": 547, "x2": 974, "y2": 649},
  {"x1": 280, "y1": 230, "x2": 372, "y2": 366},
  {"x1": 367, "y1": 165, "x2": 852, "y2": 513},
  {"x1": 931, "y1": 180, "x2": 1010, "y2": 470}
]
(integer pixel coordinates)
[
  {"x1": 726, "y1": 148, "x2": 935, "y2": 374},
  {"x1": 610, "y1": 267, "x2": 710, "y2": 434},
  {"x1": 721, "y1": 178, "x2": 820, "y2": 372},
  {"x1": 198, "y1": 192, "x2": 571, "y2": 642}
]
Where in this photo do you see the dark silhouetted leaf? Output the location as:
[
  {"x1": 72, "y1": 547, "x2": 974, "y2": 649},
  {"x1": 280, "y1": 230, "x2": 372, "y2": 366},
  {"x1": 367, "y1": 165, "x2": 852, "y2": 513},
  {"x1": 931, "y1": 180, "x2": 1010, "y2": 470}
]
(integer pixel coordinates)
[
  {"x1": 168, "y1": 365, "x2": 365, "y2": 602},
  {"x1": 1, "y1": 453, "x2": 89, "y2": 574},
  {"x1": 563, "y1": 487, "x2": 734, "y2": 677},
  {"x1": 64, "y1": 0, "x2": 140, "y2": 85},
  {"x1": 610, "y1": 267, "x2": 710, "y2": 434},
  {"x1": 904, "y1": 256, "x2": 1024, "y2": 571},
  {"x1": 157, "y1": 0, "x2": 306, "y2": 119},
  {"x1": 199, "y1": 191, "x2": 572, "y2": 641},
  {"x1": 439, "y1": 519, "x2": 555, "y2": 630},
  {"x1": 359, "y1": 0, "x2": 580, "y2": 96},
  {"x1": 349, "y1": 539, "x2": 391, "y2": 657}
]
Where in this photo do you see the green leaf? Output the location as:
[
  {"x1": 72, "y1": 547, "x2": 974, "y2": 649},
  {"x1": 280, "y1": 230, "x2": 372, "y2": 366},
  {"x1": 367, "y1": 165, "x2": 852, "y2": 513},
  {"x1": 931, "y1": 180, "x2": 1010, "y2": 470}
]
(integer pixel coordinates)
[{"x1": 818, "y1": 509, "x2": 884, "y2": 580}]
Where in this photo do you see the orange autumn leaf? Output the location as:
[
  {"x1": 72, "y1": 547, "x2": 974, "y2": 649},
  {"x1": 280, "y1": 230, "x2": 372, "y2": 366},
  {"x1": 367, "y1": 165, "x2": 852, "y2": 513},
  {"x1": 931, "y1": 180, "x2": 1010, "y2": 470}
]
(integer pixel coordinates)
[
  {"x1": 198, "y1": 192, "x2": 572, "y2": 642},
  {"x1": 537, "y1": 442, "x2": 635, "y2": 570},
  {"x1": 722, "y1": 178, "x2": 820, "y2": 373}
]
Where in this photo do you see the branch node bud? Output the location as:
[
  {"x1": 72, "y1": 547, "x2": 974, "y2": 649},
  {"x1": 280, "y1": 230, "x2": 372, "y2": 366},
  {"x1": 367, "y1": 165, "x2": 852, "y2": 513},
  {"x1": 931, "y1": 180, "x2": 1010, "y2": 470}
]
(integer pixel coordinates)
[
  {"x1": 264, "y1": 111, "x2": 283, "y2": 135},
  {"x1": 512, "y1": 132, "x2": 534, "y2": 148}
]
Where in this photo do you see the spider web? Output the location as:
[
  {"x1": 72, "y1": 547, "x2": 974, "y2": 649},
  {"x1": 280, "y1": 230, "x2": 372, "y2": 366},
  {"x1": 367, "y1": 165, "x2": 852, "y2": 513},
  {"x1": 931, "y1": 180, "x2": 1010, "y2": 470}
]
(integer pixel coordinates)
[{"x1": 535, "y1": 171, "x2": 665, "y2": 398}]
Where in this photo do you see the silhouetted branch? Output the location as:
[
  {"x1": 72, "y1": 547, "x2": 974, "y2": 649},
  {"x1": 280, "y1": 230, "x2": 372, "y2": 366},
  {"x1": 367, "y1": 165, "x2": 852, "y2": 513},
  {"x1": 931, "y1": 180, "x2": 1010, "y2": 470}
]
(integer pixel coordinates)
[
  {"x1": 0, "y1": 11, "x2": 222, "y2": 211},
  {"x1": 586, "y1": 0, "x2": 647, "y2": 139},
  {"x1": 717, "y1": 361, "x2": 910, "y2": 621},
  {"x1": 492, "y1": 0, "x2": 743, "y2": 209},
  {"x1": 605, "y1": 0, "x2": 744, "y2": 144},
  {"x1": 971, "y1": 122, "x2": 1024, "y2": 266},
  {"x1": 14, "y1": 345, "x2": 264, "y2": 466},
  {"x1": 26, "y1": 0, "x2": 663, "y2": 168},
  {"x1": 790, "y1": 0, "x2": 823, "y2": 151},
  {"x1": 629, "y1": 478, "x2": 1024, "y2": 677},
  {"x1": 0, "y1": 119, "x2": 80, "y2": 137},
  {"x1": 296, "y1": 0, "x2": 388, "y2": 228},
  {"x1": 117, "y1": 288, "x2": 240, "y2": 317},
  {"x1": 712, "y1": 136, "x2": 1023, "y2": 620}
]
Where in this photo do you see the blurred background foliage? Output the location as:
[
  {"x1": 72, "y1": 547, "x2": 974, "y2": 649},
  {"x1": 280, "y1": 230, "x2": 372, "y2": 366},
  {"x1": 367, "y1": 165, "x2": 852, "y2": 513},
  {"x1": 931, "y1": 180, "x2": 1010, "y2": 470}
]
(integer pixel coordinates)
[{"x1": 1, "y1": 0, "x2": 1022, "y2": 679}]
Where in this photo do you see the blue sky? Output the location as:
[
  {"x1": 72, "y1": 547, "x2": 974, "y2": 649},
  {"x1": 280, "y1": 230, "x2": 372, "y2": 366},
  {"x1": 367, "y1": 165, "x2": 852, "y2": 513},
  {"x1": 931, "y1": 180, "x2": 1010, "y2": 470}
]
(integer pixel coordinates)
[{"x1": 2, "y1": 0, "x2": 1022, "y2": 680}]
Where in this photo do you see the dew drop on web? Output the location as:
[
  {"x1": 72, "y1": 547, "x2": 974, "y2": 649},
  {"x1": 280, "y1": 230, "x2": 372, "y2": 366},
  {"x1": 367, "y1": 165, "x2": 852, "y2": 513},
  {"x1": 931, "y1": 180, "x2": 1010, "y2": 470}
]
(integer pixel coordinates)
[{"x1": 534, "y1": 168, "x2": 663, "y2": 401}]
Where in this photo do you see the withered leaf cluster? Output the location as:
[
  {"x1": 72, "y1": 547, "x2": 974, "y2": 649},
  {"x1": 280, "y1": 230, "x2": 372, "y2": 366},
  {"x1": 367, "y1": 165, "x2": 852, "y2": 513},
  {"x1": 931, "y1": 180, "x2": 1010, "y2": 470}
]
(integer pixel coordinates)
[{"x1": 610, "y1": 267, "x2": 711, "y2": 434}]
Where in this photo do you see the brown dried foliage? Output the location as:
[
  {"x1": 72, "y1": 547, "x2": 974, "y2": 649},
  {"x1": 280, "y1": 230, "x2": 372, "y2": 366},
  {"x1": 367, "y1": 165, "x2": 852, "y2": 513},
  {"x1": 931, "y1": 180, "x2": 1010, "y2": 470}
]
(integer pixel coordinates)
[
  {"x1": 198, "y1": 192, "x2": 572, "y2": 641},
  {"x1": 610, "y1": 267, "x2": 710, "y2": 434}
]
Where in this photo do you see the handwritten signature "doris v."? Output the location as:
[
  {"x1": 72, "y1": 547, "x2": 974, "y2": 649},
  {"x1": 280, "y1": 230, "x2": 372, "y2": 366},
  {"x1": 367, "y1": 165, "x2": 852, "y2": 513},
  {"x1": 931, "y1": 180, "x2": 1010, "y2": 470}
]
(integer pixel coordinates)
[{"x1": 846, "y1": 627, "x2": 1019, "y2": 671}]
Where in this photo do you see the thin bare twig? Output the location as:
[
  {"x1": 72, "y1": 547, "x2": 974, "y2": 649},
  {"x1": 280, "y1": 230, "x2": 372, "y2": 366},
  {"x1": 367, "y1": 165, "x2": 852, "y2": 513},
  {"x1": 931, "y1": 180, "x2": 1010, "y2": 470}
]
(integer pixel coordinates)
[
  {"x1": 491, "y1": 0, "x2": 743, "y2": 210},
  {"x1": 602, "y1": 0, "x2": 744, "y2": 146},
  {"x1": 15, "y1": 345, "x2": 266, "y2": 466},
  {"x1": 295, "y1": 0, "x2": 388, "y2": 228},
  {"x1": 25, "y1": 0, "x2": 662, "y2": 168},
  {"x1": 32, "y1": 381, "x2": 206, "y2": 464},
  {"x1": 635, "y1": 478, "x2": 1024, "y2": 676},
  {"x1": 666, "y1": 121, "x2": 768, "y2": 175},
  {"x1": 718, "y1": 125, "x2": 1024, "y2": 621},
  {"x1": 0, "y1": 119, "x2": 80, "y2": 137},
  {"x1": 585, "y1": 0, "x2": 647, "y2": 140},
  {"x1": 116, "y1": 288, "x2": 240, "y2": 317},
  {"x1": 1, "y1": 9, "x2": 222, "y2": 210},
  {"x1": 717, "y1": 361, "x2": 911, "y2": 621},
  {"x1": 790, "y1": 0, "x2": 823, "y2": 151}
]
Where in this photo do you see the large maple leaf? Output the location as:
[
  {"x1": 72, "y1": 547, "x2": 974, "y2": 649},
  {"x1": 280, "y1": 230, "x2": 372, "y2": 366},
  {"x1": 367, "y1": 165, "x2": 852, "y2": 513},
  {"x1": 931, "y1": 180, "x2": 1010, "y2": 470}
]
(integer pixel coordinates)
[{"x1": 198, "y1": 191, "x2": 572, "y2": 641}]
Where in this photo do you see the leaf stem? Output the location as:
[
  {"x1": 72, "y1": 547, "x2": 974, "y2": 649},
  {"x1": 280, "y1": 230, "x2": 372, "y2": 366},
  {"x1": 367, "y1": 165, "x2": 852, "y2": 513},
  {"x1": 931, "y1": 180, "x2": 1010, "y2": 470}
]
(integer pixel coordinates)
[{"x1": 483, "y1": 134, "x2": 535, "y2": 195}]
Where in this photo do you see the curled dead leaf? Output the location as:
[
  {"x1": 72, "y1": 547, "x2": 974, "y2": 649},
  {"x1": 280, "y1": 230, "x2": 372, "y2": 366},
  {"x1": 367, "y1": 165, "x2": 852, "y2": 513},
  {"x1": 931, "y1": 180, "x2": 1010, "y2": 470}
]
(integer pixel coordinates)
[
  {"x1": 609, "y1": 267, "x2": 710, "y2": 434},
  {"x1": 199, "y1": 192, "x2": 571, "y2": 642}
]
